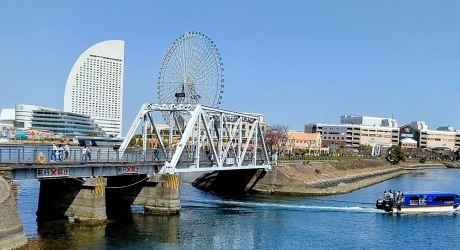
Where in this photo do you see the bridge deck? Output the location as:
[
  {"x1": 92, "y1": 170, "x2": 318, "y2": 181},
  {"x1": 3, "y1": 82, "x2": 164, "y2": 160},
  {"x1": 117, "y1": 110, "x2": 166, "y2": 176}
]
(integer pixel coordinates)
[{"x1": 2, "y1": 147, "x2": 267, "y2": 180}]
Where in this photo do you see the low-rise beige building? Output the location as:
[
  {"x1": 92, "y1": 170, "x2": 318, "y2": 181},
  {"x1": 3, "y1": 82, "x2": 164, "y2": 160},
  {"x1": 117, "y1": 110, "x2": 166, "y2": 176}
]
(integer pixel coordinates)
[
  {"x1": 355, "y1": 125, "x2": 399, "y2": 147},
  {"x1": 420, "y1": 130, "x2": 456, "y2": 149},
  {"x1": 287, "y1": 132, "x2": 322, "y2": 153}
]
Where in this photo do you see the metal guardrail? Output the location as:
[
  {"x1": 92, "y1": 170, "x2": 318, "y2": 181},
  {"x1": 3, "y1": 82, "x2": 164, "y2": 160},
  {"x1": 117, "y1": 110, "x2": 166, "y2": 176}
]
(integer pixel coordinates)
[
  {"x1": 275, "y1": 154, "x2": 440, "y2": 162},
  {"x1": 0, "y1": 147, "x2": 140, "y2": 164}
]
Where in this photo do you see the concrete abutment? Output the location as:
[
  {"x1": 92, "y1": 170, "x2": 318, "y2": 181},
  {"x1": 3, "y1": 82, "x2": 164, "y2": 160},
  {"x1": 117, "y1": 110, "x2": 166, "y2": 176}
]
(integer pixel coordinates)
[{"x1": 0, "y1": 167, "x2": 27, "y2": 250}]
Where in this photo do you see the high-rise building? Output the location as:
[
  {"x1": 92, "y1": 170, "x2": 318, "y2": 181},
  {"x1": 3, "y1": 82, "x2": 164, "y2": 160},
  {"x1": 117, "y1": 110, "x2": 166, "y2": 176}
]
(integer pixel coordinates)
[
  {"x1": 64, "y1": 40, "x2": 124, "y2": 137},
  {"x1": 410, "y1": 121, "x2": 428, "y2": 130}
]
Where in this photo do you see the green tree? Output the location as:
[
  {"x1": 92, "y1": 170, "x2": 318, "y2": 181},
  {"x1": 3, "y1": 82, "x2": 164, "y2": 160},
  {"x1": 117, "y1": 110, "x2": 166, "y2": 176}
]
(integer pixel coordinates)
[
  {"x1": 128, "y1": 134, "x2": 143, "y2": 148},
  {"x1": 136, "y1": 138, "x2": 143, "y2": 148},
  {"x1": 162, "y1": 137, "x2": 170, "y2": 148},
  {"x1": 128, "y1": 137, "x2": 137, "y2": 147},
  {"x1": 12, "y1": 120, "x2": 18, "y2": 128},
  {"x1": 88, "y1": 131, "x2": 97, "y2": 137},
  {"x1": 358, "y1": 144, "x2": 372, "y2": 155},
  {"x1": 386, "y1": 145, "x2": 405, "y2": 165}
]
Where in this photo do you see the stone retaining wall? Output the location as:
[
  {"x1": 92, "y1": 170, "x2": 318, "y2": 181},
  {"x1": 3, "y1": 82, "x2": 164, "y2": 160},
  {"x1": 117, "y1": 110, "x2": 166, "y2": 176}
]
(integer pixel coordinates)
[
  {"x1": 308, "y1": 168, "x2": 403, "y2": 189},
  {"x1": 253, "y1": 159, "x2": 408, "y2": 195}
]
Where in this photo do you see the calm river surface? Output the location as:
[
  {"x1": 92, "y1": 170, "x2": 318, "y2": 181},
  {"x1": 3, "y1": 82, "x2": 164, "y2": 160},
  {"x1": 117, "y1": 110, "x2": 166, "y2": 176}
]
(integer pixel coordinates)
[{"x1": 15, "y1": 168, "x2": 460, "y2": 249}]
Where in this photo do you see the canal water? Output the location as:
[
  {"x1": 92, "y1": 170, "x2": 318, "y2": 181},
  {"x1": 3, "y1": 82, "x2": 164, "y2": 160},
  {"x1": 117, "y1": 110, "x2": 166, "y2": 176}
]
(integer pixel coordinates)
[{"x1": 15, "y1": 168, "x2": 460, "y2": 249}]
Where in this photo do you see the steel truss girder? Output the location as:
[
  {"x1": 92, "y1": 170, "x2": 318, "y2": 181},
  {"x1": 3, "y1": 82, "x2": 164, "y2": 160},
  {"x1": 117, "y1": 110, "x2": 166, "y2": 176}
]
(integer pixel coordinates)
[{"x1": 120, "y1": 103, "x2": 271, "y2": 174}]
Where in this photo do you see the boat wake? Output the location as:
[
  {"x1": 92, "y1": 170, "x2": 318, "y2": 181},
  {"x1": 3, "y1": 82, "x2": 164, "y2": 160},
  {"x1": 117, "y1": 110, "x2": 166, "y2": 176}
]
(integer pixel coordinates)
[{"x1": 184, "y1": 199, "x2": 381, "y2": 213}]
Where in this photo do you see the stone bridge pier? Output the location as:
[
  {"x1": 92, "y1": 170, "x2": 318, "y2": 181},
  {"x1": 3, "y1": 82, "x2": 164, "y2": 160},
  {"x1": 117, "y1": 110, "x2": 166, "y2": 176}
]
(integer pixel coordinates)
[
  {"x1": 36, "y1": 173, "x2": 181, "y2": 225},
  {"x1": 0, "y1": 167, "x2": 27, "y2": 250},
  {"x1": 37, "y1": 177, "x2": 108, "y2": 225}
]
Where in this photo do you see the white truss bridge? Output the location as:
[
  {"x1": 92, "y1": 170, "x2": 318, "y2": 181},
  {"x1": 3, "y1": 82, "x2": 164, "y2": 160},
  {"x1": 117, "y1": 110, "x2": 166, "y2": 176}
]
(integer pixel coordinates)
[{"x1": 119, "y1": 103, "x2": 271, "y2": 174}]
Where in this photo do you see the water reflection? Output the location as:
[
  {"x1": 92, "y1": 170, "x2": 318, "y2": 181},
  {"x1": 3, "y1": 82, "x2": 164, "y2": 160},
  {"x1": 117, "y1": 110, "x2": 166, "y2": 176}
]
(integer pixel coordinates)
[
  {"x1": 17, "y1": 220, "x2": 107, "y2": 249},
  {"x1": 17, "y1": 210, "x2": 180, "y2": 249},
  {"x1": 15, "y1": 170, "x2": 460, "y2": 249},
  {"x1": 409, "y1": 172, "x2": 427, "y2": 177}
]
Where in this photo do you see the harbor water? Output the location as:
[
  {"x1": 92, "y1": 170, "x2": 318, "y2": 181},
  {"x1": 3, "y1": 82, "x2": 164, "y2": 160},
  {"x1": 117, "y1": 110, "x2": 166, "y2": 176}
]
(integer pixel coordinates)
[{"x1": 14, "y1": 168, "x2": 460, "y2": 249}]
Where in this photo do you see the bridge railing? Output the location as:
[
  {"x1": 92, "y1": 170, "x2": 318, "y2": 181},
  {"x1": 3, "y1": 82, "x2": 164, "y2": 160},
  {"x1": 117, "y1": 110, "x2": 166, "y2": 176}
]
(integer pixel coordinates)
[
  {"x1": 0, "y1": 147, "x2": 151, "y2": 164},
  {"x1": 0, "y1": 147, "x2": 268, "y2": 165}
]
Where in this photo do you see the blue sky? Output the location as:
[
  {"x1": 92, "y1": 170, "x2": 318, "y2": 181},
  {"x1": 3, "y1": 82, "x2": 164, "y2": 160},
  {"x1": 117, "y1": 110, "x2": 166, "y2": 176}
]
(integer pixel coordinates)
[{"x1": 1, "y1": 1, "x2": 460, "y2": 134}]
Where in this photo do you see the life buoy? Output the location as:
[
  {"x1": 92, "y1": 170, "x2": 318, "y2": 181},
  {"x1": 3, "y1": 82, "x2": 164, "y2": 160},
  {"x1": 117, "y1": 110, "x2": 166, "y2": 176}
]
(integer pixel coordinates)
[{"x1": 37, "y1": 153, "x2": 46, "y2": 164}]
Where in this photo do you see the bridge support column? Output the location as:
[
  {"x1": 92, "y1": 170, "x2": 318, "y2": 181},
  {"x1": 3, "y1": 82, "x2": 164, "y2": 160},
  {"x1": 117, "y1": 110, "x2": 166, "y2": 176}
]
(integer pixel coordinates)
[
  {"x1": 37, "y1": 177, "x2": 107, "y2": 225},
  {"x1": 133, "y1": 174, "x2": 181, "y2": 215},
  {"x1": 0, "y1": 167, "x2": 27, "y2": 249}
]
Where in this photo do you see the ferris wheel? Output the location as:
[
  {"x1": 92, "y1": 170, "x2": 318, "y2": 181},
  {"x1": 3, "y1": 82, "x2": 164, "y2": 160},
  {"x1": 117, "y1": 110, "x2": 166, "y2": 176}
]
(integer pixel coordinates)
[{"x1": 158, "y1": 31, "x2": 224, "y2": 109}]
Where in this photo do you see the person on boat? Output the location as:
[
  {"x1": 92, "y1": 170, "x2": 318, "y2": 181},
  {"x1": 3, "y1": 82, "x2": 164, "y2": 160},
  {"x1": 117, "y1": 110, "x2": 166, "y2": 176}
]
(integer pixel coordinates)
[
  {"x1": 389, "y1": 191, "x2": 394, "y2": 201},
  {"x1": 384, "y1": 191, "x2": 390, "y2": 200}
]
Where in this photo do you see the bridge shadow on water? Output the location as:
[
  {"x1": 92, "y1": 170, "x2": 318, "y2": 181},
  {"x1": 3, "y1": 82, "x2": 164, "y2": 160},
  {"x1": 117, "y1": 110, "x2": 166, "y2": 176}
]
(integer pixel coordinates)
[
  {"x1": 191, "y1": 169, "x2": 267, "y2": 195},
  {"x1": 105, "y1": 174, "x2": 154, "y2": 212}
]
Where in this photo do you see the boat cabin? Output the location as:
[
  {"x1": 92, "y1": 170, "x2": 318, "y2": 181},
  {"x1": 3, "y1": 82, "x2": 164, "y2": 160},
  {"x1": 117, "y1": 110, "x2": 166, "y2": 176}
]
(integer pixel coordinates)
[{"x1": 401, "y1": 192, "x2": 460, "y2": 206}]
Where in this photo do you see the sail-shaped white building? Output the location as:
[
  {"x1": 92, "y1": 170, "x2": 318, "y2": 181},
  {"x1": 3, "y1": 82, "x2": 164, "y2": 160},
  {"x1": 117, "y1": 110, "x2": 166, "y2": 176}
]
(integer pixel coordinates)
[{"x1": 63, "y1": 40, "x2": 124, "y2": 137}]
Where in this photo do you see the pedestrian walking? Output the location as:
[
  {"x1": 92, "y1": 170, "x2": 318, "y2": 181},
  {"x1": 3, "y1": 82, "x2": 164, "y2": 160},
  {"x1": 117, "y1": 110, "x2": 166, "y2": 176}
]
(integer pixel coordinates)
[
  {"x1": 153, "y1": 147, "x2": 159, "y2": 161},
  {"x1": 81, "y1": 146, "x2": 87, "y2": 161},
  {"x1": 272, "y1": 151, "x2": 278, "y2": 166},
  {"x1": 58, "y1": 144, "x2": 64, "y2": 161},
  {"x1": 64, "y1": 143, "x2": 70, "y2": 160},
  {"x1": 51, "y1": 143, "x2": 57, "y2": 162},
  {"x1": 86, "y1": 146, "x2": 91, "y2": 161},
  {"x1": 206, "y1": 150, "x2": 213, "y2": 164}
]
